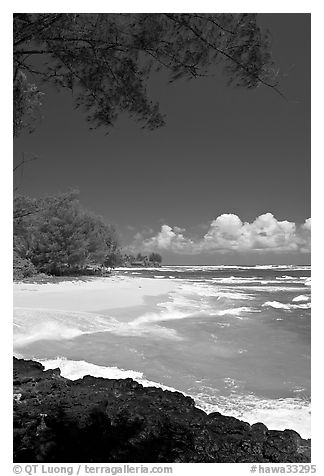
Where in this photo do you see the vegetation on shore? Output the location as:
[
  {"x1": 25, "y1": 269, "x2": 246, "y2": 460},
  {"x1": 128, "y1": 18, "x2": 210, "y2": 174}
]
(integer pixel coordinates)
[{"x1": 13, "y1": 190, "x2": 162, "y2": 279}]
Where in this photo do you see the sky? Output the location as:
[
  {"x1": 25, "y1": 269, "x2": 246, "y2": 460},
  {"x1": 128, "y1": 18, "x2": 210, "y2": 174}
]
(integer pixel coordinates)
[{"x1": 13, "y1": 13, "x2": 311, "y2": 265}]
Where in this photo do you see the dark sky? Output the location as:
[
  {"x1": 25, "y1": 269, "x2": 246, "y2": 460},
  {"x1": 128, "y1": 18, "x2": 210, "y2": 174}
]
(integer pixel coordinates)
[{"x1": 13, "y1": 14, "x2": 311, "y2": 265}]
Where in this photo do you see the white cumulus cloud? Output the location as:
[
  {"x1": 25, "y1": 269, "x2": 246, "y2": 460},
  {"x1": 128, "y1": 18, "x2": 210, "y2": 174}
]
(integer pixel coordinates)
[
  {"x1": 297, "y1": 218, "x2": 311, "y2": 253},
  {"x1": 130, "y1": 213, "x2": 311, "y2": 255}
]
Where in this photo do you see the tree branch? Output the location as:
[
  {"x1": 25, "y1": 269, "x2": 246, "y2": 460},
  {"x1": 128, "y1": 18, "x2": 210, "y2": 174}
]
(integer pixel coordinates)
[
  {"x1": 191, "y1": 14, "x2": 236, "y2": 35},
  {"x1": 164, "y1": 13, "x2": 287, "y2": 100},
  {"x1": 14, "y1": 14, "x2": 64, "y2": 47},
  {"x1": 13, "y1": 153, "x2": 39, "y2": 173}
]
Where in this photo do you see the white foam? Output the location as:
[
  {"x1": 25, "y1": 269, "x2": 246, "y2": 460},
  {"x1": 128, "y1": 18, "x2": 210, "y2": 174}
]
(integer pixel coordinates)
[
  {"x1": 40, "y1": 357, "x2": 310, "y2": 439},
  {"x1": 275, "y1": 276, "x2": 304, "y2": 284},
  {"x1": 262, "y1": 301, "x2": 311, "y2": 311},
  {"x1": 13, "y1": 307, "x2": 119, "y2": 347},
  {"x1": 175, "y1": 282, "x2": 254, "y2": 301},
  {"x1": 41, "y1": 357, "x2": 177, "y2": 393},
  {"x1": 215, "y1": 291, "x2": 254, "y2": 301},
  {"x1": 130, "y1": 309, "x2": 192, "y2": 326},
  {"x1": 210, "y1": 277, "x2": 306, "y2": 287},
  {"x1": 263, "y1": 301, "x2": 291, "y2": 310},
  {"x1": 236, "y1": 285, "x2": 307, "y2": 293},
  {"x1": 13, "y1": 306, "x2": 183, "y2": 348},
  {"x1": 216, "y1": 307, "x2": 261, "y2": 318},
  {"x1": 210, "y1": 276, "x2": 260, "y2": 284},
  {"x1": 123, "y1": 282, "x2": 262, "y2": 325},
  {"x1": 292, "y1": 295, "x2": 310, "y2": 303},
  {"x1": 155, "y1": 265, "x2": 311, "y2": 272},
  {"x1": 194, "y1": 392, "x2": 311, "y2": 439},
  {"x1": 155, "y1": 284, "x2": 259, "y2": 321}
]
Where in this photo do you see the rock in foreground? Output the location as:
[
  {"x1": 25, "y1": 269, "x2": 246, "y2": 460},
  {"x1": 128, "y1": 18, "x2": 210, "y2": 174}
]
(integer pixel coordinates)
[{"x1": 13, "y1": 358, "x2": 311, "y2": 463}]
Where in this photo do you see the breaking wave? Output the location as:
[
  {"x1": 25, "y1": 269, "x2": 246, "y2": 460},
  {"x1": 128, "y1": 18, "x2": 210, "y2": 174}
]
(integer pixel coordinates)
[
  {"x1": 193, "y1": 391, "x2": 311, "y2": 439},
  {"x1": 41, "y1": 357, "x2": 177, "y2": 391},
  {"x1": 292, "y1": 295, "x2": 310, "y2": 303},
  {"x1": 216, "y1": 307, "x2": 261, "y2": 318},
  {"x1": 41, "y1": 357, "x2": 311, "y2": 439},
  {"x1": 262, "y1": 301, "x2": 311, "y2": 311},
  {"x1": 13, "y1": 307, "x2": 183, "y2": 347},
  {"x1": 14, "y1": 307, "x2": 118, "y2": 347}
]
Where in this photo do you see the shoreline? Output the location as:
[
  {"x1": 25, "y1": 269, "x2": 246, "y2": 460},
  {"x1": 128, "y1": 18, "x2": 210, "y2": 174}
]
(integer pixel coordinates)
[
  {"x1": 13, "y1": 274, "x2": 311, "y2": 439},
  {"x1": 13, "y1": 357, "x2": 311, "y2": 463},
  {"x1": 13, "y1": 274, "x2": 180, "y2": 312}
]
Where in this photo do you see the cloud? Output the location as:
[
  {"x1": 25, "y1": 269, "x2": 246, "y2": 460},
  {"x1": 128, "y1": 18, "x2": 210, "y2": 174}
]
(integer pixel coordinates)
[
  {"x1": 130, "y1": 213, "x2": 311, "y2": 255},
  {"x1": 302, "y1": 217, "x2": 311, "y2": 231},
  {"x1": 135, "y1": 224, "x2": 194, "y2": 253},
  {"x1": 203, "y1": 213, "x2": 298, "y2": 252},
  {"x1": 297, "y1": 217, "x2": 311, "y2": 253}
]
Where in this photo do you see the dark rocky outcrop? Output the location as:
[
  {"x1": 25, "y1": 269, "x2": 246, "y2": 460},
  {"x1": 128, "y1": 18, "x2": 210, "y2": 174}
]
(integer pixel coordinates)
[{"x1": 13, "y1": 357, "x2": 311, "y2": 463}]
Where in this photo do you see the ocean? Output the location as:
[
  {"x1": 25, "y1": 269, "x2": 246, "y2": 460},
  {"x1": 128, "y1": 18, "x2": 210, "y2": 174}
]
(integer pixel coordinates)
[{"x1": 13, "y1": 265, "x2": 311, "y2": 438}]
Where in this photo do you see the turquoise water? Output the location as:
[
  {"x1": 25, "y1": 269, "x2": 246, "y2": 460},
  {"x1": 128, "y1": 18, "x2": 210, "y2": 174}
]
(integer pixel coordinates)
[{"x1": 14, "y1": 265, "x2": 311, "y2": 437}]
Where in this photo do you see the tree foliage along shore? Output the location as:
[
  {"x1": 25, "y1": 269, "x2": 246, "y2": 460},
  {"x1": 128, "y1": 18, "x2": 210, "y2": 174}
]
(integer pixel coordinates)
[
  {"x1": 13, "y1": 13, "x2": 279, "y2": 137},
  {"x1": 13, "y1": 191, "x2": 120, "y2": 275},
  {"x1": 13, "y1": 191, "x2": 163, "y2": 277}
]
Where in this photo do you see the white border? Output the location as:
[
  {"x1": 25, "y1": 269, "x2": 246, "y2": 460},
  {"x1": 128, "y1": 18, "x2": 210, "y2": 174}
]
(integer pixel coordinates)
[{"x1": 3, "y1": 2, "x2": 321, "y2": 473}]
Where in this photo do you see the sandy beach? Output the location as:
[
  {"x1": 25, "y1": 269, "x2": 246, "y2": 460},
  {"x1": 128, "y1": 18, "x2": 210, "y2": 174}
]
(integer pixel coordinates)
[
  {"x1": 13, "y1": 275, "x2": 183, "y2": 349},
  {"x1": 13, "y1": 268, "x2": 311, "y2": 438},
  {"x1": 14, "y1": 275, "x2": 179, "y2": 312}
]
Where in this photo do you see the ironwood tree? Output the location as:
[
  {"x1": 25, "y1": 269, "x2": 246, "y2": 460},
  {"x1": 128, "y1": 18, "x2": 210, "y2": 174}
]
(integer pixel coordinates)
[
  {"x1": 13, "y1": 13, "x2": 280, "y2": 137},
  {"x1": 13, "y1": 191, "x2": 119, "y2": 274}
]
